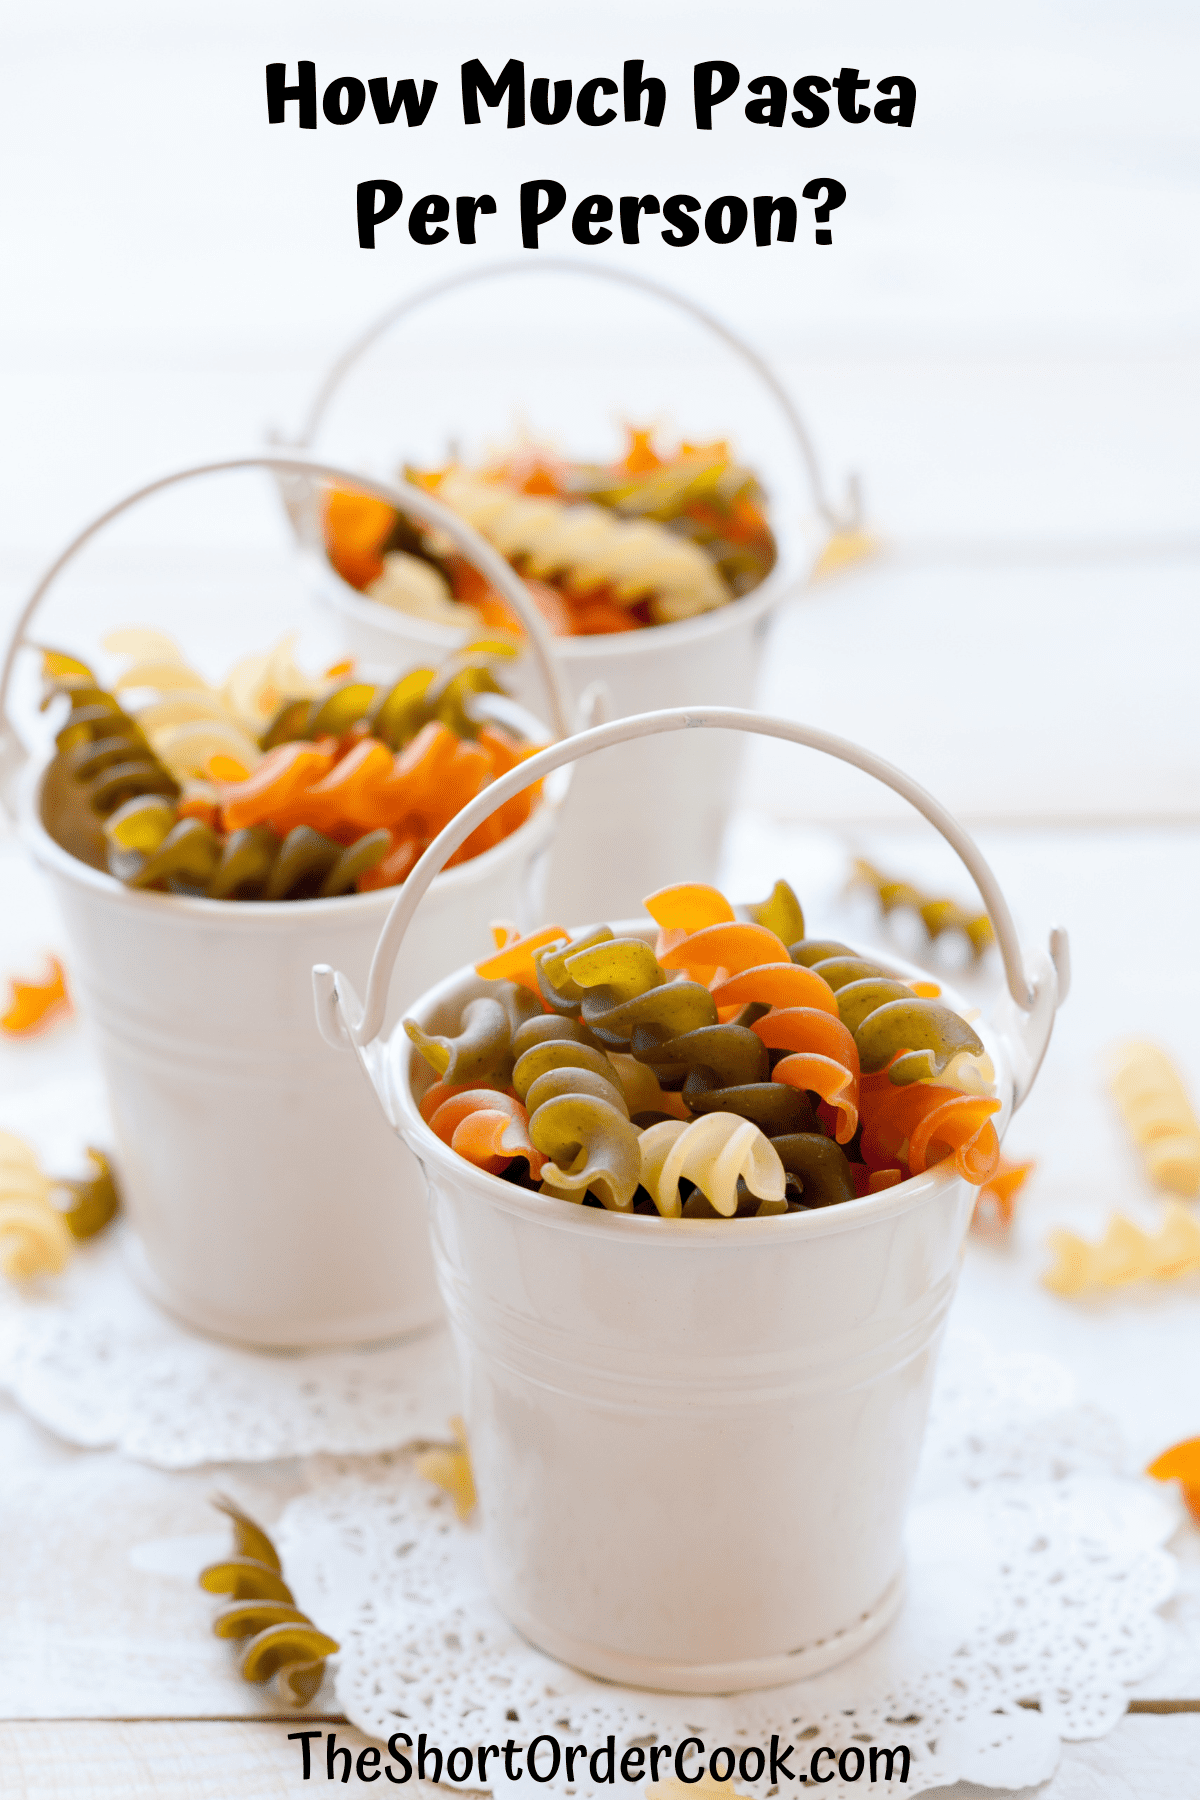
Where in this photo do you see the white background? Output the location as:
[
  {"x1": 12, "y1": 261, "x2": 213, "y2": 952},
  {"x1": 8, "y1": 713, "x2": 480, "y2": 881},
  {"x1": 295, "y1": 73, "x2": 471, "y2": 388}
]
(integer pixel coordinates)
[{"x1": 4, "y1": 1, "x2": 1198, "y2": 832}]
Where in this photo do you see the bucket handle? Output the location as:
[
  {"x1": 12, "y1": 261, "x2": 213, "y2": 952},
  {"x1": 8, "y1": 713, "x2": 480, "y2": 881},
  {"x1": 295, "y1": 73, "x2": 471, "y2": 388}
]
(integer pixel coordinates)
[
  {"x1": 0, "y1": 453, "x2": 575, "y2": 808},
  {"x1": 290, "y1": 258, "x2": 857, "y2": 535},
  {"x1": 314, "y1": 706, "x2": 1069, "y2": 1114}
]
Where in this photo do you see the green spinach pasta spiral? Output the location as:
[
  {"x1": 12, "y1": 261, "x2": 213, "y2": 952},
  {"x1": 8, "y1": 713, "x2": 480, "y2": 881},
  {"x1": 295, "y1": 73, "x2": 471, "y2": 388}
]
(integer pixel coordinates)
[{"x1": 199, "y1": 1497, "x2": 338, "y2": 1706}]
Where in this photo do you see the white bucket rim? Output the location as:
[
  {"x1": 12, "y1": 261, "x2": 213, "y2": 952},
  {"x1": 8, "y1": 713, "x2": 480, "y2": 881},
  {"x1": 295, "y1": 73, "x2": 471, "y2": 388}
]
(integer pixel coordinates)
[
  {"x1": 312, "y1": 542, "x2": 805, "y2": 664},
  {"x1": 395, "y1": 926, "x2": 1007, "y2": 1247}
]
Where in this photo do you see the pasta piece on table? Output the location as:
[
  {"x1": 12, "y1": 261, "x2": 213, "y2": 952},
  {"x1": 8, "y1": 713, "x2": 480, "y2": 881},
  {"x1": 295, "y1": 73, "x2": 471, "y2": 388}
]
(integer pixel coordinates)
[
  {"x1": 1105, "y1": 1039, "x2": 1200, "y2": 1198},
  {"x1": 1042, "y1": 1203, "x2": 1200, "y2": 1296},
  {"x1": 1, "y1": 955, "x2": 72, "y2": 1036},
  {"x1": 971, "y1": 1155, "x2": 1035, "y2": 1230},
  {"x1": 1146, "y1": 1438, "x2": 1200, "y2": 1525},
  {"x1": 848, "y1": 856, "x2": 994, "y2": 960},
  {"x1": 416, "y1": 1416, "x2": 477, "y2": 1519},
  {"x1": 199, "y1": 1497, "x2": 339, "y2": 1706},
  {"x1": 0, "y1": 1132, "x2": 72, "y2": 1279}
]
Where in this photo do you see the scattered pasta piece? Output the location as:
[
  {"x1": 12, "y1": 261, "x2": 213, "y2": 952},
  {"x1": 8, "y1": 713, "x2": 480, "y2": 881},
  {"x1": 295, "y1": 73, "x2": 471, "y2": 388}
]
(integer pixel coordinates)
[
  {"x1": 0, "y1": 1132, "x2": 72, "y2": 1279},
  {"x1": 56, "y1": 1147, "x2": 121, "y2": 1239},
  {"x1": 199, "y1": 1497, "x2": 338, "y2": 1705},
  {"x1": 1042, "y1": 1202, "x2": 1200, "y2": 1296},
  {"x1": 809, "y1": 527, "x2": 880, "y2": 582},
  {"x1": 972, "y1": 1156, "x2": 1035, "y2": 1231},
  {"x1": 848, "y1": 857, "x2": 993, "y2": 960},
  {"x1": 1146, "y1": 1437, "x2": 1200, "y2": 1525},
  {"x1": 1, "y1": 956, "x2": 72, "y2": 1036},
  {"x1": 649, "y1": 1781, "x2": 754, "y2": 1800},
  {"x1": 1105, "y1": 1040, "x2": 1200, "y2": 1199},
  {"x1": 416, "y1": 1417, "x2": 477, "y2": 1519}
]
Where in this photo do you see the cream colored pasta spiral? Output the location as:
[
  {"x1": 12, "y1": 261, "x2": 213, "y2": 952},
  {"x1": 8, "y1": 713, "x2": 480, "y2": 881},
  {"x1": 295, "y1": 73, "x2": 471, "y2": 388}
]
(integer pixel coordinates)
[
  {"x1": 106, "y1": 627, "x2": 323, "y2": 781},
  {"x1": 638, "y1": 1113, "x2": 786, "y2": 1219},
  {"x1": 1105, "y1": 1040, "x2": 1200, "y2": 1197},
  {"x1": 435, "y1": 472, "x2": 731, "y2": 623},
  {"x1": 0, "y1": 1132, "x2": 72, "y2": 1279},
  {"x1": 1043, "y1": 1202, "x2": 1200, "y2": 1296}
]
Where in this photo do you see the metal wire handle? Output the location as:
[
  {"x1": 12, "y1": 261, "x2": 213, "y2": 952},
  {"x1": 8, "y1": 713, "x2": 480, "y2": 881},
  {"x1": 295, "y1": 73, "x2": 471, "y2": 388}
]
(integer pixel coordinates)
[
  {"x1": 0, "y1": 454, "x2": 575, "y2": 786},
  {"x1": 291, "y1": 259, "x2": 857, "y2": 533},
  {"x1": 314, "y1": 706, "x2": 1070, "y2": 1097}
]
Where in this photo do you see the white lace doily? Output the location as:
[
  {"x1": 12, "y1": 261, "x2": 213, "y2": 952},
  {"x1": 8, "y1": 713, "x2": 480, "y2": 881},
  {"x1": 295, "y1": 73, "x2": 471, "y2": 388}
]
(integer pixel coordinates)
[
  {"x1": 276, "y1": 1335, "x2": 1179, "y2": 1800},
  {"x1": 0, "y1": 1230, "x2": 459, "y2": 1467}
]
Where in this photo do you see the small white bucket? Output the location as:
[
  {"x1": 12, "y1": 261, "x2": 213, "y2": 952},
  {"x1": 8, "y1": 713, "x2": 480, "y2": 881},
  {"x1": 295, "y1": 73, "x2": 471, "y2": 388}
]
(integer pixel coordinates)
[
  {"x1": 289, "y1": 260, "x2": 859, "y2": 923},
  {"x1": 314, "y1": 708, "x2": 1069, "y2": 1688},
  {"x1": 1, "y1": 454, "x2": 571, "y2": 1350}
]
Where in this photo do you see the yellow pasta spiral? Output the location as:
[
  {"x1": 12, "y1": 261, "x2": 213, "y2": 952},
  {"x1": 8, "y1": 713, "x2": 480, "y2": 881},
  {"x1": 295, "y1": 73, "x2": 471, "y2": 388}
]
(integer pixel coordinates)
[
  {"x1": 1043, "y1": 1203, "x2": 1200, "y2": 1296},
  {"x1": 1106, "y1": 1040, "x2": 1200, "y2": 1198},
  {"x1": 415, "y1": 1416, "x2": 477, "y2": 1519},
  {"x1": 436, "y1": 471, "x2": 732, "y2": 623},
  {"x1": 0, "y1": 1132, "x2": 72, "y2": 1279}
]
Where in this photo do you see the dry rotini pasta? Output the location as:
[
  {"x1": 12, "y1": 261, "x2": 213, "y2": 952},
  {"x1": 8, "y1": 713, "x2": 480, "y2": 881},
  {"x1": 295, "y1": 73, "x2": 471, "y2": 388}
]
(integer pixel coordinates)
[
  {"x1": 57, "y1": 1148, "x2": 121, "y2": 1240},
  {"x1": 512, "y1": 1012, "x2": 643, "y2": 1210},
  {"x1": 0, "y1": 1135, "x2": 120, "y2": 1280},
  {"x1": 199, "y1": 1497, "x2": 339, "y2": 1706},
  {"x1": 638, "y1": 1115, "x2": 787, "y2": 1218},
  {"x1": 39, "y1": 641, "x2": 542, "y2": 900},
  {"x1": 0, "y1": 1132, "x2": 72, "y2": 1279},
  {"x1": 971, "y1": 1155, "x2": 1035, "y2": 1231},
  {"x1": 1105, "y1": 1040, "x2": 1200, "y2": 1198},
  {"x1": 324, "y1": 428, "x2": 777, "y2": 639},
  {"x1": 405, "y1": 876, "x2": 1002, "y2": 1216},
  {"x1": 1042, "y1": 1203, "x2": 1200, "y2": 1296},
  {"x1": 106, "y1": 626, "x2": 323, "y2": 780},
  {"x1": 848, "y1": 857, "x2": 994, "y2": 960},
  {"x1": 415, "y1": 1417, "x2": 477, "y2": 1519},
  {"x1": 432, "y1": 471, "x2": 730, "y2": 625},
  {"x1": 1146, "y1": 1437, "x2": 1200, "y2": 1525},
  {"x1": 1, "y1": 955, "x2": 72, "y2": 1036}
]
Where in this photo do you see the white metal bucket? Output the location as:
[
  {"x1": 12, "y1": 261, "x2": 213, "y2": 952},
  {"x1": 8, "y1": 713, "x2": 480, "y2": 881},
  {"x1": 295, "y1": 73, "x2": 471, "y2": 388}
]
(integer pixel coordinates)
[
  {"x1": 1, "y1": 454, "x2": 571, "y2": 1350},
  {"x1": 289, "y1": 261, "x2": 859, "y2": 923},
  {"x1": 314, "y1": 708, "x2": 1069, "y2": 1688}
]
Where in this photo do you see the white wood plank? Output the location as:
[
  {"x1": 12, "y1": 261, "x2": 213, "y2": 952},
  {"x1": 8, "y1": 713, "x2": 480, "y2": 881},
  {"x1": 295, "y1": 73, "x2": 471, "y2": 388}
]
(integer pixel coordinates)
[
  {"x1": 3, "y1": 1715, "x2": 1200, "y2": 1799},
  {"x1": 0, "y1": 1721, "x2": 439, "y2": 1800},
  {"x1": 0, "y1": 1401, "x2": 323, "y2": 1721}
]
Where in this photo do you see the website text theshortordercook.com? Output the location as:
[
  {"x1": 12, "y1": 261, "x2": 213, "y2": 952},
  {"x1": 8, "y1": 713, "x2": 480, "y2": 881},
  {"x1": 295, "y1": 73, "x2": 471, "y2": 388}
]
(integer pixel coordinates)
[{"x1": 287, "y1": 1731, "x2": 912, "y2": 1786}]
